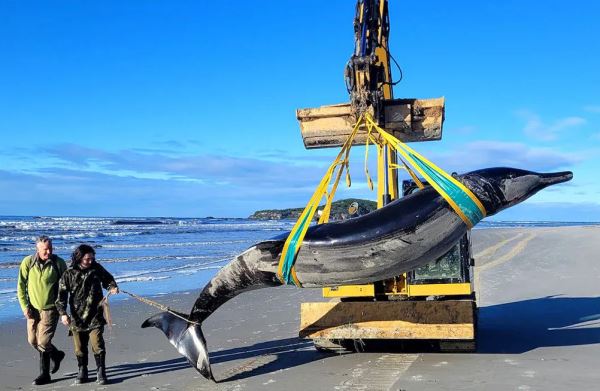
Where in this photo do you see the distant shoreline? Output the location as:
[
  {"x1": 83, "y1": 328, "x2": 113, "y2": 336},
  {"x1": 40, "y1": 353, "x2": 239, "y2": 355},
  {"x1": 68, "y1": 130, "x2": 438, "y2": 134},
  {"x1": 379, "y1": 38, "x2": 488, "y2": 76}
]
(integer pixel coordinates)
[
  {"x1": 248, "y1": 198, "x2": 377, "y2": 221},
  {"x1": 2, "y1": 214, "x2": 600, "y2": 224}
]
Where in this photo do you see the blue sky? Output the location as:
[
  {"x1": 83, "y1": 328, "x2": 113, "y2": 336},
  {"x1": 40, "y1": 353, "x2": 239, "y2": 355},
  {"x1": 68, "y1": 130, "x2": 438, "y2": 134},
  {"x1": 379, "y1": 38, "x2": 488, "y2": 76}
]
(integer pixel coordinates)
[{"x1": 1, "y1": 1, "x2": 599, "y2": 220}]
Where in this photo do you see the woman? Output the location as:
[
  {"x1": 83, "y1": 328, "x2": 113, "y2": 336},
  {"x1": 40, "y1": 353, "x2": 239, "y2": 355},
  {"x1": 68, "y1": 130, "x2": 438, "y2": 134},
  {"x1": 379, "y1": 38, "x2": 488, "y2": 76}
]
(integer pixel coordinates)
[{"x1": 56, "y1": 244, "x2": 118, "y2": 385}]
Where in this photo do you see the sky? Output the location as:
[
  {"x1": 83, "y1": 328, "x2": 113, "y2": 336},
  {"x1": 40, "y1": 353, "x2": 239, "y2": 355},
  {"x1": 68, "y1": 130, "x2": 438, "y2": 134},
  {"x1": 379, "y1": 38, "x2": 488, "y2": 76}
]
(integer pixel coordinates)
[{"x1": 1, "y1": 1, "x2": 599, "y2": 220}]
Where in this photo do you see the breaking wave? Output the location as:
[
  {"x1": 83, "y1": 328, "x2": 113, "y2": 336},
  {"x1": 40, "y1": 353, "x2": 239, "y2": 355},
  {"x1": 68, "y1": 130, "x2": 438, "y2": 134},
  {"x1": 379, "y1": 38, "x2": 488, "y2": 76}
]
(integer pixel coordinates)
[
  {"x1": 0, "y1": 215, "x2": 290, "y2": 322},
  {"x1": 116, "y1": 276, "x2": 171, "y2": 283}
]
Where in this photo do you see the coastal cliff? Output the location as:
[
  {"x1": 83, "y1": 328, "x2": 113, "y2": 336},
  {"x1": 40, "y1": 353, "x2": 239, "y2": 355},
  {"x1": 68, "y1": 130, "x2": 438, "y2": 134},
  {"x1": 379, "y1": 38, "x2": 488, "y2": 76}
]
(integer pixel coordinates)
[{"x1": 249, "y1": 198, "x2": 377, "y2": 221}]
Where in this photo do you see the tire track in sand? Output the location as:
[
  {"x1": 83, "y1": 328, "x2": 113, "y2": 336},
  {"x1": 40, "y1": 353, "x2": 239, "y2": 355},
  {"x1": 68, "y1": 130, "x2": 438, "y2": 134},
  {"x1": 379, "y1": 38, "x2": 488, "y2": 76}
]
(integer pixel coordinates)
[
  {"x1": 335, "y1": 353, "x2": 419, "y2": 390},
  {"x1": 474, "y1": 232, "x2": 527, "y2": 261},
  {"x1": 474, "y1": 232, "x2": 537, "y2": 301}
]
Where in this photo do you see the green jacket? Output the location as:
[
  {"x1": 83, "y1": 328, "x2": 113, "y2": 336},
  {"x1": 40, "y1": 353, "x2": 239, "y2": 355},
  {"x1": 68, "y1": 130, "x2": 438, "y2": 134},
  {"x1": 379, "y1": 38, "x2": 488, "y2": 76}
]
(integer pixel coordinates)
[{"x1": 17, "y1": 254, "x2": 67, "y2": 312}]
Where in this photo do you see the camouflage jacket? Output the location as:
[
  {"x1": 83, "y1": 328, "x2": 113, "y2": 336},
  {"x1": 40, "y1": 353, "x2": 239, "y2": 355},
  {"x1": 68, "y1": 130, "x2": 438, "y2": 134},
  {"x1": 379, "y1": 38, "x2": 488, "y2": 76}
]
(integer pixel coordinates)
[{"x1": 55, "y1": 262, "x2": 117, "y2": 332}]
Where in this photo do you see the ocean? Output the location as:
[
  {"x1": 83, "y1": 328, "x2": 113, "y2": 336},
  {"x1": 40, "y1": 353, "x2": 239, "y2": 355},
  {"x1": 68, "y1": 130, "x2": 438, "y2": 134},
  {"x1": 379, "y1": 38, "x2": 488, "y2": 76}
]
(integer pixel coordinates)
[
  {"x1": 0, "y1": 216, "x2": 293, "y2": 322},
  {"x1": 1, "y1": 216, "x2": 598, "y2": 322}
]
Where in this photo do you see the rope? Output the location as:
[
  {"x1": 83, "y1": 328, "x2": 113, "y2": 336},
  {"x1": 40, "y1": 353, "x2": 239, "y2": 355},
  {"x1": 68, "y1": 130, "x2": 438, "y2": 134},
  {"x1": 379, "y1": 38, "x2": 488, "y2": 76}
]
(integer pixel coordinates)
[{"x1": 120, "y1": 289, "x2": 201, "y2": 326}]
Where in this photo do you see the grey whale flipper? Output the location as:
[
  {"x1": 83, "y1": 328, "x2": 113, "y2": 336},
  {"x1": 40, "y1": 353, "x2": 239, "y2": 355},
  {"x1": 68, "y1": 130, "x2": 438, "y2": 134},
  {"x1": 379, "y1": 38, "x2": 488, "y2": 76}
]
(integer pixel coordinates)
[{"x1": 142, "y1": 167, "x2": 573, "y2": 380}]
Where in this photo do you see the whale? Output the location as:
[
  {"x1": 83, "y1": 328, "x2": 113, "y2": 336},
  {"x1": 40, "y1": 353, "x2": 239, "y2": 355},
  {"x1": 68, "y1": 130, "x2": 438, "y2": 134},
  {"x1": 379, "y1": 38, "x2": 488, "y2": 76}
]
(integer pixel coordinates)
[{"x1": 141, "y1": 167, "x2": 573, "y2": 380}]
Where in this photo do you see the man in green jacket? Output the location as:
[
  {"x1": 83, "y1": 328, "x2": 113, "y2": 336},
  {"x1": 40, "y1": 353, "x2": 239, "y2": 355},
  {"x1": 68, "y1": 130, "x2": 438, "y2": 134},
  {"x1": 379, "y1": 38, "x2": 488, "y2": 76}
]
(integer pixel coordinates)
[{"x1": 17, "y1": 235, "x2": 67, "y2": 386}]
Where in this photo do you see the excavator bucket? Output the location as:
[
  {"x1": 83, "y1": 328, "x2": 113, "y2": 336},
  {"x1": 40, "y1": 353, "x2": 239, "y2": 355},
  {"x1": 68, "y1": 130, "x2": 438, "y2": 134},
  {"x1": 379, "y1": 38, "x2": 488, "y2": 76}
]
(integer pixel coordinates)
[{"x1": 297, "y1": 97, "x2": 444, "y2": 149}]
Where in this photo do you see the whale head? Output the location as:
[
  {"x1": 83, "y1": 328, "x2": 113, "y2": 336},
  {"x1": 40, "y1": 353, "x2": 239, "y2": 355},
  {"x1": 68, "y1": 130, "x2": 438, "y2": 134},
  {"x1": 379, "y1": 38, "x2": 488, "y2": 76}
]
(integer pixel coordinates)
[{"x1": 461, "y1": 167, "x2": 573, "y2": 216}]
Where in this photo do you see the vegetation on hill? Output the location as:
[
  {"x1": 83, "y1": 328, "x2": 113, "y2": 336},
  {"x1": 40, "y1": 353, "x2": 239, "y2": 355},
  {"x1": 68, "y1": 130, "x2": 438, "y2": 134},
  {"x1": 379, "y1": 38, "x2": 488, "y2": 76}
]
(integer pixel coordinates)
[{"x1": 249, "y1": 198, "x2": 377, "y2": 221}]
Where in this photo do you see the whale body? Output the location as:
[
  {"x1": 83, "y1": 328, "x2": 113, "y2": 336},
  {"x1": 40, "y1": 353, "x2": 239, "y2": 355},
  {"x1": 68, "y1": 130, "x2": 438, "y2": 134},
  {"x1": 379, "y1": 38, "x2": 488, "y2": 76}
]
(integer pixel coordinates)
[{"x1": 142, "y1": 167, "x2": 573, "y2": 380}]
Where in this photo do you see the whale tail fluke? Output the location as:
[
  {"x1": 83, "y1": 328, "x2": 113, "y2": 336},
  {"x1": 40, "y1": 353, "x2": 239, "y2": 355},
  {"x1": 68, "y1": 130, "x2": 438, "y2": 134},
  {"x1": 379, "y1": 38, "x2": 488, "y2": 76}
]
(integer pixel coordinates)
[{"x1": 141, "y1": 312, "x2": 214, "y2": 381}]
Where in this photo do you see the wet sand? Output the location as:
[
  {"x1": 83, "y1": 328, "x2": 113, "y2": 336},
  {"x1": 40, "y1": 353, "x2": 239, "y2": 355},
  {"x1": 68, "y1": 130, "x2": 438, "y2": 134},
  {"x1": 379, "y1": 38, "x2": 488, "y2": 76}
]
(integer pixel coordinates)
[{"x1": 1, "y1": 226, "x2": 599, "y2": 390}]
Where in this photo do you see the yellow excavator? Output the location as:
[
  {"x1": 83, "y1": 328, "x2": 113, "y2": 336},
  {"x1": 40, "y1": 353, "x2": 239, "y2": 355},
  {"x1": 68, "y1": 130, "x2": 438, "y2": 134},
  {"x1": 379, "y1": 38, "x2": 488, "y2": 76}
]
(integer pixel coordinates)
[{"x1": 296, "y1": 0, "x2": 477, "y2": 352}]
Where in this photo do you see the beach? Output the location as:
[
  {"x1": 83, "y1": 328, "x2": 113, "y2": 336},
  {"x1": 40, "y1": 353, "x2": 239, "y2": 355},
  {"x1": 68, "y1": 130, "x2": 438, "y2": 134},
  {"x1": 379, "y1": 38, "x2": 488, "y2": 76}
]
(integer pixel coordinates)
[{"x1": 1, "y1": 225, "x2": 600, "y2": 390}]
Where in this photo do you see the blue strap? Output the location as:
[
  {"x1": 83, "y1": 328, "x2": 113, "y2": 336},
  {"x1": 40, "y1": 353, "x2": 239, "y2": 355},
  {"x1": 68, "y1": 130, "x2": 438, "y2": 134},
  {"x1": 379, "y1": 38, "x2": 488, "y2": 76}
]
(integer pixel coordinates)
[
  {"x1": 279, "y1": 205, "x2": 314, "y2": 285},
  {"x1": 410, "y1": 152, "x2": 484, "y2": 226}
]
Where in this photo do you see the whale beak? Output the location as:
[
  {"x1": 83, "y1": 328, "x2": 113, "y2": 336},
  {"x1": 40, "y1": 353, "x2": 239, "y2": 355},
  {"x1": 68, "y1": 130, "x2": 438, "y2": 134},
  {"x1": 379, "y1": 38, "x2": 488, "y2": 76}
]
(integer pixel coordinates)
[{"x1": 539, "y1": 171, "x2": 573, "y2": 187}]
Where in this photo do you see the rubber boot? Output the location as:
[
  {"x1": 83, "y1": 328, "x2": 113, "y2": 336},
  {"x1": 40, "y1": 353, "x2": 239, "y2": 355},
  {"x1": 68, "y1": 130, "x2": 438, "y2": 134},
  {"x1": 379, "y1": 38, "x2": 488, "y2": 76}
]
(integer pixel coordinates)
[
  {"x1": 50, "y1": 348, "x2": 65, "y2": 374},
  {"x1": 94, "y1": 353, "x2": 107, "y2": 385},
  {"x1": 76, "y1": 355, "x2": 88, "y2": 384},
  {"x1": 32, "y1": 351, "x2": 51, "y2": 385}
]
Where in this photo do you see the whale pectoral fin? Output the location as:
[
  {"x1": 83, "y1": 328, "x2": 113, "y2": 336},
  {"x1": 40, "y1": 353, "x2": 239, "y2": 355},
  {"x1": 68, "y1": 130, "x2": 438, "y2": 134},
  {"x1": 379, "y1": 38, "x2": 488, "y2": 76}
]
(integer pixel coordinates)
[{"x1": 142, "y1": 312, "x2": 214, "y2": 381}]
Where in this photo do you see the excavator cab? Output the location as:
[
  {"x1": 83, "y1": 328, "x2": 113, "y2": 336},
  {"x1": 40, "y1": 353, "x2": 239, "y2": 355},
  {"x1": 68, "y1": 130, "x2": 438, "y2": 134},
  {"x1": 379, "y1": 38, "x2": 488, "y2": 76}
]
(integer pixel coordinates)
[{"x1": 401, "y1": 179, "x2": 474, "y2": 299}]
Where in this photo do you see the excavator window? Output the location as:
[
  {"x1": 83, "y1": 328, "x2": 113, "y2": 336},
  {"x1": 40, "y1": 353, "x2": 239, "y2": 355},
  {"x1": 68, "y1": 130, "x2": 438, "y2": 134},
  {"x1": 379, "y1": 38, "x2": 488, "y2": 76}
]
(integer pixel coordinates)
[{"x1": 402, "y1": 179, "x2": 472, "y2": 287}]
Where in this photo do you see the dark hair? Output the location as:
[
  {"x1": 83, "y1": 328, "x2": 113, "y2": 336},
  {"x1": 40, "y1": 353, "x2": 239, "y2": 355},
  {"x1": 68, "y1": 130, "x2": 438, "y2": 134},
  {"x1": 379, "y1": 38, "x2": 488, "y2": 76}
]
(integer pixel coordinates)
[{"x1": 71, "y1": 244, "x2": 96, "y2": 267}]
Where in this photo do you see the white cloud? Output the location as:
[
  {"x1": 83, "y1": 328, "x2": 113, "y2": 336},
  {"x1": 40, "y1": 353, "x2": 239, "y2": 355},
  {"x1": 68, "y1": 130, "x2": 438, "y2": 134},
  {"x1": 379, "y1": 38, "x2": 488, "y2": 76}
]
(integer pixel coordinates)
[
  {"x1": 424, "y1": 140, "x2": 580, "y2": 174},
  {"x1": 517, "y1": 110, "x2": 586, "y2": 141},
  {"x1": 35, "y1": 143, "x2": 329, "y2": 190},
  {"x1": 2, "y1": 143, "x2": 357, "y2": 216},
  {"x1": 1, "y1": 139, "x2": 589, "y2": 217}
]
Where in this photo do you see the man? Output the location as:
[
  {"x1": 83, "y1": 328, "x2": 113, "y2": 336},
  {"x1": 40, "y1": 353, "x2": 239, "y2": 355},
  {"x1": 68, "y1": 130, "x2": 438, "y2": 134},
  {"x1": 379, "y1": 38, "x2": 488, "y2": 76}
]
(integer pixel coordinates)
[{"x1": 17, "y1": 236, "x2": 67, "y2": 385}]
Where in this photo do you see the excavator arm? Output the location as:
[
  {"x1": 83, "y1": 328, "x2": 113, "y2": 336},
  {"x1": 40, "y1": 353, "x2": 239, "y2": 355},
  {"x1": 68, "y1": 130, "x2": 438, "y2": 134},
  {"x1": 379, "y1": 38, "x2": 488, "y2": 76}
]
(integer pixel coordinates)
[
  {"x1": 296, "y1": 0, "x2": 444, "y2": 155},
  {"x1": 345, "y1": 0, "x2": 394, "y2": 122}
]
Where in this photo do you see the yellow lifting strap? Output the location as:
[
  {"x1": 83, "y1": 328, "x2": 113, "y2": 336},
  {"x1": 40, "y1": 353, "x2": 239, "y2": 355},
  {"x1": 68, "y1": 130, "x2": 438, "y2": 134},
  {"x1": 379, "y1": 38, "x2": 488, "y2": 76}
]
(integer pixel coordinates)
[
  {"x1": 276, "y1": 115, "x2": 364, "y2": 286},
  {"x1": 277, "y1": 113, "x2": 487, "y2": 286},
  {"x1": 363, "y1": 114, "x2": 486, "y2": 228},
  {"x1": 363, "y1": 119, "x2": 425, "y2": 191}
]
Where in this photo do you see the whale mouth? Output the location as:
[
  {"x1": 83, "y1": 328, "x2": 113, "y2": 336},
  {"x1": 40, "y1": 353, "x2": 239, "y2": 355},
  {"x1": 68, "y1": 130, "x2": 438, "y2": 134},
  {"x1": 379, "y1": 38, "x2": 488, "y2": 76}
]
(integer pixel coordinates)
[{"x1": 539, "y1": 171, "x2": 573, "y2": 187}]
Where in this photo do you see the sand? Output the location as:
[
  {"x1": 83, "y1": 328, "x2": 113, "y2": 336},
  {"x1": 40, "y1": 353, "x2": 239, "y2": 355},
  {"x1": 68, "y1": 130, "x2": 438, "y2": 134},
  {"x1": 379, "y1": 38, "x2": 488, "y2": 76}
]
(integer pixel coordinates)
[{"x1": 1, "y1": 226, "x2": 599, "y2": 390}]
